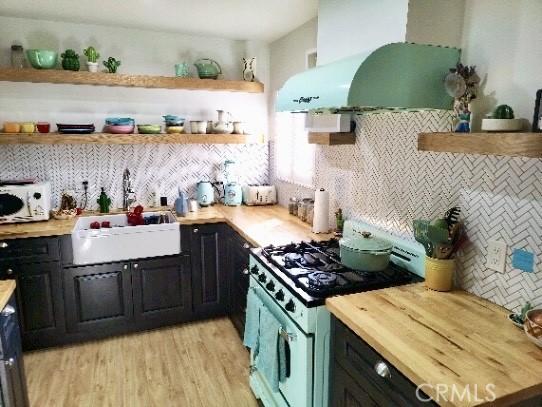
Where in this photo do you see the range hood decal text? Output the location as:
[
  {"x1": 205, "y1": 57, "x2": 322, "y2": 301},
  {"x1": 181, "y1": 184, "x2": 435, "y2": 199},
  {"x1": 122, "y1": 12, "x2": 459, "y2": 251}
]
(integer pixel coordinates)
[{"x1": 293, "y1": 96, "x2": 320, "y2": 104}]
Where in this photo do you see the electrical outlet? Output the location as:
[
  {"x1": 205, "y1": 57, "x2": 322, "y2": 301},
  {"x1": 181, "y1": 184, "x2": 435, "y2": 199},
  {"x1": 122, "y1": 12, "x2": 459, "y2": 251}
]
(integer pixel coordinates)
[{"x1": 486, "y1": 240, "x2": 507, "y2": 273}]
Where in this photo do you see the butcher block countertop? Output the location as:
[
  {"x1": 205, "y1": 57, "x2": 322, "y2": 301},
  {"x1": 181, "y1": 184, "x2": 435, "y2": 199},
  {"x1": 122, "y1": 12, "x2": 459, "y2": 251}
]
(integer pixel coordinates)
[
  {"x1": 326, "y1": 283, "x2": 542, "y2": 407},
  {"x1": 0, "y1": 205, "x2": 333, "y2": 247},
  {"x1": 0, "y1": 280, "x2": 16, "y2": 311}
]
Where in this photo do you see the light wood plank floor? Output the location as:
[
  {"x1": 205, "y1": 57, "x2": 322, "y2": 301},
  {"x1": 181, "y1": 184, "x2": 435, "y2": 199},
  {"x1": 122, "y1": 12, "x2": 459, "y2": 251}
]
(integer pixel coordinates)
[{"x1": 24, "y1": 318, "x2": 258, "y2": 407}]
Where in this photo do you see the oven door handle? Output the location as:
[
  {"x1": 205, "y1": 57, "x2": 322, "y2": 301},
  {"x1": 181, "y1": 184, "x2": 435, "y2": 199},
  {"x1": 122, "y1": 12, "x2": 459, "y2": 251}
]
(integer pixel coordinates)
[{"x1": 279, "y1": 327, "x2": 296, "y2": 342}]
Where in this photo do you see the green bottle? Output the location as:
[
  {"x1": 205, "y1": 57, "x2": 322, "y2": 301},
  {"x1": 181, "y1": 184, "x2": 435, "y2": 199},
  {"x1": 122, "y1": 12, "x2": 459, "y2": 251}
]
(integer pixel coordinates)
[{"x1": 97, "y1": 188, "x2": 112, "y2": 213}]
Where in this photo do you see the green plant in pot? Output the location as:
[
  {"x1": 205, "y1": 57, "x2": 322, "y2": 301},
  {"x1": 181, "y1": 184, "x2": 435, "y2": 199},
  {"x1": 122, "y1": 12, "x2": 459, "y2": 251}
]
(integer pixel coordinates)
[
  {"x1": 103, "y1": 57, "x2": 121, "y2": 73},
  {"x1": 61, "y1": 49, "x2": 80, "y2": 71},
  {"x1": 83, "y1": 46, "x2": 100, "y2": 72},
  {"x1": 414, "y1": 207, "x2": 467, "y2": 292}
]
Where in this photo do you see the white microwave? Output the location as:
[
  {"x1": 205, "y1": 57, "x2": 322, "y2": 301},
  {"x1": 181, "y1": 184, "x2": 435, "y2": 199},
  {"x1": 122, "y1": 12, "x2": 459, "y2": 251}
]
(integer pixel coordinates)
[{"x1": 0, "y1": 181, "x2": 51, "y2": 224}]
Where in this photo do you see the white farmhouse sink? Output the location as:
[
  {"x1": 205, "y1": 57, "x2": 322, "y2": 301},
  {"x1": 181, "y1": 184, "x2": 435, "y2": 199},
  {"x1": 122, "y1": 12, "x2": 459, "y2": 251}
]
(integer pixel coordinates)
[{"x1": 71, "y1": 212, "x2": 180, "y2": 265}]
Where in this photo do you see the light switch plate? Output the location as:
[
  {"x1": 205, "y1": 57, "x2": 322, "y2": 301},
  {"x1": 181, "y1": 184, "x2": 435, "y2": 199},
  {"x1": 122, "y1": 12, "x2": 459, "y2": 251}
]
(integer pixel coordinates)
[{"x1": 486, "y1": 240, "x2": 507, "y2": 273}]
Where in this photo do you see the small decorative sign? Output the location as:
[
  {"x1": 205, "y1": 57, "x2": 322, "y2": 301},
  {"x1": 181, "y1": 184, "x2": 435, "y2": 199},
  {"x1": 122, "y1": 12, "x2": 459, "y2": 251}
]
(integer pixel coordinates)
[{"x1": 512, "y1": 249, "x2": 535, "y2": 273}]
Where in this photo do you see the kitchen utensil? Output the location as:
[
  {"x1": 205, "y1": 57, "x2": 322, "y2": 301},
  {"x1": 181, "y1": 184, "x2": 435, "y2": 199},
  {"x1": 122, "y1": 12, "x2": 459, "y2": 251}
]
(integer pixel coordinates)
[
  {"x1": 194, "y1": 58, "x2": 222, "y2": 79},
  {"x1": 190, "y1": 121, "x2": 207, "y2": 134},
  {"x1": 3, "y1": 122, "x2": 20, "y2": 133},
  {"x1": 106, "y1": 124, "x2": 135, "y2": 134},
  {"x1": 189, "y1": 199, "x2": 198, "y2": 212},
  {"x1": 524, "y1": 309, "x2": 542, "y2": 348},
  {"x1": 427, "y1": 224, "x2": 450, "y2": 244},
  {"x1": 20, "y1": 122, "x2": 35, "y2": 133},
  {"x1": 11, "y1": 44, "x2": 24, "y2": 68},
  {"x1": 413, "y1": 219, "x2": 433, "y2": 257},
  {"x1": 339, "y1": 231, "x2": 393, "y2": 272},
  {"x1": 197, "y1": 181, "x2": 214, "y2": 206},
  {"x1": 174, "y1": 63, "x2": 190, "y2": 77},
  {"x1": 57, "y1": 123, "x2": 95, "y2": 134},
  {"x1": 36, "y1": 122, "x2": 50, "y2": 133},
  {"x1": 174, "y1": 189, "x2": 189, "y2": 216},
  {"x1": 224, "y1": 182, "x2": 242, "y2": 206},
  {"x1": 312, "y1": 188, "x2": 329, "y2": 233},
  {"x1": 137, "y1": 124, "x2": 161, "y2": 134},
  {"x1": 26, "y1": 49, "x2": 58, "y2": 69}
]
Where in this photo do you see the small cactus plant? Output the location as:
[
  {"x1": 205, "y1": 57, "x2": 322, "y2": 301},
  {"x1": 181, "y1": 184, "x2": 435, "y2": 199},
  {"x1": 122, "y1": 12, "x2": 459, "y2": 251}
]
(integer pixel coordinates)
[
  {"x1": 83, "y1": 46, "x2": 100, "y2": 63},
  {"x1": 61, "y1": 49, "x2": 80, "y2": 71},
  {"x1": 103, "y1": 57, "x2": 121, "y2": 73}
]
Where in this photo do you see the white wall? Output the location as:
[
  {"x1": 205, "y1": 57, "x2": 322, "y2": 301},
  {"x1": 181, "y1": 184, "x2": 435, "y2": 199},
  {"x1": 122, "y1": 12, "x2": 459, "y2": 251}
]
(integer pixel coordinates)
[
  {"x1": 0, "y1": 16, "x2": 268, "y2": 134},
  {"x1": 316, "y1": 0, "x2": 408, "y2": 65},
  {"x1": 460, "y1": 0, "x2": 542, "y2": 129}
]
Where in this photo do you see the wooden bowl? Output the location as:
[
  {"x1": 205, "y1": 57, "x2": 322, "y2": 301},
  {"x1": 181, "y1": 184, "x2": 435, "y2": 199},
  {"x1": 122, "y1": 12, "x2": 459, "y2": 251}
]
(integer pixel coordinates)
[{"x1": 524, "y1": 309, "x2": 542, "y2": 348}]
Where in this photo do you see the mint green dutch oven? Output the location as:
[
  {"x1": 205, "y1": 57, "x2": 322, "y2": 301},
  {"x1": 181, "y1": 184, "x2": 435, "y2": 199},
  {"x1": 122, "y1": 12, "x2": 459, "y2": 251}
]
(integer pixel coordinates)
[{"x1": 339, "y1": 231, "x2": 393, "y2": 272}]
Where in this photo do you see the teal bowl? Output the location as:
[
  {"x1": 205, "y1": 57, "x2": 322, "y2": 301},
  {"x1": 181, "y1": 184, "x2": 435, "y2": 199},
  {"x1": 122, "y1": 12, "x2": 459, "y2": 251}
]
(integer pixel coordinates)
[{"x1": 26, "y1": 49, "x2": 58, "y2": 69}]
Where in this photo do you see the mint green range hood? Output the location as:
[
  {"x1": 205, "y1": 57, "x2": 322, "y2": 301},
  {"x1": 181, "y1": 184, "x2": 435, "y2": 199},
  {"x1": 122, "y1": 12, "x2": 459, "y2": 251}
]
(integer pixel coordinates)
[{"x1": 276, "y1": 43, "x2": 460, "y2": 112}]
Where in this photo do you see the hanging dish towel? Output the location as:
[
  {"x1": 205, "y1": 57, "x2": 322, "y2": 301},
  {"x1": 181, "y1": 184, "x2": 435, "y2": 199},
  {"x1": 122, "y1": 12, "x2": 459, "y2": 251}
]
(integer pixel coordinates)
[
  {"x1": 243, "y1": 288, "x2": 262, "y2": 354},
  {"x1": 255, "y1": 306, "x2": 282, "y2": 392},
  {"x1": 278, "y1": 331, "x2": 290, "y2": 383}
]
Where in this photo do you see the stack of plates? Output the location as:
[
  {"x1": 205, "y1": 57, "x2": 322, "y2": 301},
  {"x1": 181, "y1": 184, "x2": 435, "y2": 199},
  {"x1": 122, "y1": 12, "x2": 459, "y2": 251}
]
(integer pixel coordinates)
[{"x1": 57, "y1": 123, "x2": 95, "y2": 134}]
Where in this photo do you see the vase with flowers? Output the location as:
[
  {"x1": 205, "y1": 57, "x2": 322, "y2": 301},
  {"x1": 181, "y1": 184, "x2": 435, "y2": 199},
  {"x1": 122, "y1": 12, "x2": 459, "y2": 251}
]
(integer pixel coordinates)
[{"x1": 444, "y1": 63, "x2": 480, "y2": 133}]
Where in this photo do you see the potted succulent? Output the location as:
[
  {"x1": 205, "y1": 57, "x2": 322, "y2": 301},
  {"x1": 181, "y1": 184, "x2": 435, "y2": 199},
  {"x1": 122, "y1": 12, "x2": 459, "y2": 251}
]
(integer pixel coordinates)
[
  {"x1": 83, "y1": 46, "x2": 100, "y2": 72},
  {"x1": 103, "y1": 57, "x2": 121, "y2": 73},
  {"x1": 61, "y1": 49, "x2": 80, "y2": 71},
  {"x1": 414, "y1": 207, "x2": 467, "y2": 291}
]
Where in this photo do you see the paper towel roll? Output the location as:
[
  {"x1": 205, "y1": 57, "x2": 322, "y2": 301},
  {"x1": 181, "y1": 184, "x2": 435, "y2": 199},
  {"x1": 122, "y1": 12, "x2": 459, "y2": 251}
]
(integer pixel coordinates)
[{"x1": 312, "y1": 188, "x2": 330, "y2": 233}]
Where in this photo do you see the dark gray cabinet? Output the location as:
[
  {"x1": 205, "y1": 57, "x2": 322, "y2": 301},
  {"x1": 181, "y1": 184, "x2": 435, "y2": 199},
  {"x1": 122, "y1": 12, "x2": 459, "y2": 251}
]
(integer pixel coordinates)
[
  {"x1": 185, "y1": 224, "x2": 228, "y2": 318},
  {"x1": 132, "y1": 255, "x2": 192, "y2": 329},
  {"x1": 63, "y1": 262, "x2": 133, "y2": 334},
  {"x1": 227, "y1": 230, "x2": 251, "y2": 338}
]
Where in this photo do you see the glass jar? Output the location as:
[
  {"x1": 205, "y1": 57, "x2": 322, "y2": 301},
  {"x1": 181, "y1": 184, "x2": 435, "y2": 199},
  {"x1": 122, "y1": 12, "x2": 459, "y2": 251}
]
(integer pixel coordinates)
[
  {"x1": 288, "y1": 197, "x2": 298, "y2": 215},
  {"x1": 306, "y1": 199, "x2": 315, "y2": 225},
  {"x1": 297, "y1": 200, "x2": 308, "y2": 222},
  {"x1": 11, "y1": 45, "x2": 24, "y2": 69}
]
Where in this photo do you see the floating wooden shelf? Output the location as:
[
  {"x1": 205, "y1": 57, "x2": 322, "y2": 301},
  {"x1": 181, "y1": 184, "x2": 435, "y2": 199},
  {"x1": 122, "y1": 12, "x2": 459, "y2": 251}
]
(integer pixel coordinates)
[
  {"x1": 308, "y1": 132, "x2": 356, "y2": 145},
  {"x1": 0, "y1": 67, "x2": 264, "y2": 93},
  {"x1": 418, "y1": 132, "x2": 542, "y2": 158},
  {"x1": 0, "y1": 133, "x2": 264, "y2": 145}
]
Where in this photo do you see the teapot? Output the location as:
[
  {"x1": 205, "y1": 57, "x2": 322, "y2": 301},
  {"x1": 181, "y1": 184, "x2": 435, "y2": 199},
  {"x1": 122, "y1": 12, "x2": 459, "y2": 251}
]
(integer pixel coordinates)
[
  {"x1": 212, "y1": 110, "x2": 233, "y2": 134},
  {"x1": 194, "y1": 58, "x2": 222, "y2": 80}
]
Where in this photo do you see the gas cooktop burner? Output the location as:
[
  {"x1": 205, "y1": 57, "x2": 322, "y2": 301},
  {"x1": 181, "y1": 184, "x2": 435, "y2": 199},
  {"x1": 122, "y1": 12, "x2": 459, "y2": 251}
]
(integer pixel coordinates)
[{"x1": 261, "y1": 239, "x2": 417, "y2": 299}]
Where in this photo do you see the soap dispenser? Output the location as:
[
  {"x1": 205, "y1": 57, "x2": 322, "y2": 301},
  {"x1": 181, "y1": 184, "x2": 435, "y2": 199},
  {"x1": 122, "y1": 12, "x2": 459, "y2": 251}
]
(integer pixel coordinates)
[{"x1": 174, "y1": 188, "x2": 189, "y2": 217}]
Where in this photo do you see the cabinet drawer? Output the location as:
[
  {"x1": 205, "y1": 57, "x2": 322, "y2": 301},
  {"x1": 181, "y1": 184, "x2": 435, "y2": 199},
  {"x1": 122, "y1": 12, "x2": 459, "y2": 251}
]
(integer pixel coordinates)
[
  {"x1": 333, "y1": 318, "x2": 435, "y2": 406},
  {"x1": 0, "y1": 237, "x2": 60, "y2": 263}
]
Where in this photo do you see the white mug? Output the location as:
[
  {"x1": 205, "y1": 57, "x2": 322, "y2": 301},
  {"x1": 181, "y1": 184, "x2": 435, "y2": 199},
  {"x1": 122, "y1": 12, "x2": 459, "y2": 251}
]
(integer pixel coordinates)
[{"x1": 189, "y1": 199, "x2": 199, "y2": 212}]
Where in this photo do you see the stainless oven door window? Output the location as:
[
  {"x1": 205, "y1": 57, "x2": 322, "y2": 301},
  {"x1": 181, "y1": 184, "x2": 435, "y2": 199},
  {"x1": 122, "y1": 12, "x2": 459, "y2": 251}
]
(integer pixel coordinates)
[
  {"x1": 0, "y1": 194, "x2": 25, "y2": 217},
  {"x1": 251, "y1": 284, "x2": 314, "y2": 407}
]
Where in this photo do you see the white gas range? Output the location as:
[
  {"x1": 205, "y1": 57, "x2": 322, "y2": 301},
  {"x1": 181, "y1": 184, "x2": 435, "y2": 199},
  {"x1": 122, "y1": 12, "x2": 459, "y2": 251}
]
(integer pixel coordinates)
[{"x1": 245, "y1": 220, "x2": 425, "y2": 407}]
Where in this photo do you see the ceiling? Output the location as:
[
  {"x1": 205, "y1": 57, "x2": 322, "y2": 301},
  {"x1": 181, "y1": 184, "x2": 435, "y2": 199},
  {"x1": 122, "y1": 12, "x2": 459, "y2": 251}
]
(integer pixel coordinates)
[{"x1": 1, "y1": 0, "x2": 318, "y2": 42}]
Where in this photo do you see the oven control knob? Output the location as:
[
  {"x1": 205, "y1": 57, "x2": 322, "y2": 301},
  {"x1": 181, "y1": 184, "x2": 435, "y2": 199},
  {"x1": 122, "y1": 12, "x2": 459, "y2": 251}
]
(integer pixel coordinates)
[
  {"x1": 275, "y1": 289, "x2": 285, "y2": 301},
  {"x1": 265, "y1": 281, "x2": 275, "y2": 291},
  {"x1": 250, "y1": 265, "x2": 259, "y2": 275},
  {"x1": 285, "y1": 300, "x2": 296, "y2": 313},
  {"x1": 258, "y1": 273, "x2": 267, "y2": 283},
  {"x1": 33, "y1": 192, "x2": 42, "y2": 200}
]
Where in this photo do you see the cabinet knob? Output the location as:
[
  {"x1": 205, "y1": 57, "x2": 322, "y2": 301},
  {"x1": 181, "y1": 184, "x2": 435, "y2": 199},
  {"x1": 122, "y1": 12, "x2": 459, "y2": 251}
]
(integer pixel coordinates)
[
  {"x1": 242, "y1": 268, "x2": 249, "y2": 275},
  {"x1": 243, "y1": 243, "x2": 250, "y2": 249},
  {"x1": 133, "y1": 264, "x2": 138, "y2": 269},
  {"x1": 123, "y1": 265, "x2": 128, "y2": 270},
  {"x1": 193, "y1": 228, "x2": 199, "y2": 233},
  {"x1": 4, "y1": 358, "x2": 14, "y2": 367},
  {"x1": 1, "y1": 305, "x2": 15, "y2": 316},
  {"x1": 6, "y1": 269, "x2": 13, "y2": 275},
  {"x1": 374, "y1": 361, "x2": 391, "y2": 379},
  {"x1": 0, "y1": 242, "x2": 8, "y2": 249}
]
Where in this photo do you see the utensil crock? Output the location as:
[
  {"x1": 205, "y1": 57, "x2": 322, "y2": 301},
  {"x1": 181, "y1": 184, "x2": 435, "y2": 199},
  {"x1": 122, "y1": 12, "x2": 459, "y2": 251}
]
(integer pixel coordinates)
[{"x1": 425, "y1": 256, "x2": 455, "y2": 291}]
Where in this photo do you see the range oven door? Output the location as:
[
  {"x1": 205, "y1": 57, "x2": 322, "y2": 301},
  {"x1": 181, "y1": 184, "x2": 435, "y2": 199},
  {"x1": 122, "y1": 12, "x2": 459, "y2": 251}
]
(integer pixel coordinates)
[{"x1": 249, "y1": 283, "x2": 314, "y2": 407}]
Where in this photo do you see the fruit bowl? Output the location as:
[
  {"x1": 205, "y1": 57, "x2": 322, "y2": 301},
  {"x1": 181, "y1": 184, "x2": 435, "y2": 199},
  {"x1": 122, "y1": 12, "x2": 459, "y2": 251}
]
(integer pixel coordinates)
[
  {"x1": 26, "y1": 49, "x2": 58, "y2": 69},
  {"x1": 524, "y1": 309, "x2": 542, "y2": 348}
]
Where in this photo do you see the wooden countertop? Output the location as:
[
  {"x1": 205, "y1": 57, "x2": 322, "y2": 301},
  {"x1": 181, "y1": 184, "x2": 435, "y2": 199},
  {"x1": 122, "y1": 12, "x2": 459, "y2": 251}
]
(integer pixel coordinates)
[
  {"x1": 326, "y1": 283, "x2": 542, "y2": 407},
  {"x1": 0, "y1": 205, "x2": 333, "y2": 246},
  {"x1": 0, "y1": 280, "x2": 16, "y2": 311}
]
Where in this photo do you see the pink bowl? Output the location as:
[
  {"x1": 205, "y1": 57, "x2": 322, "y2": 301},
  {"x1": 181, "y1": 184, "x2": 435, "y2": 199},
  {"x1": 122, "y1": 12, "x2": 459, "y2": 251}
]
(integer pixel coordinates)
[{"x1": 106, "y1": 124, "x2": 135, "y2": 134}]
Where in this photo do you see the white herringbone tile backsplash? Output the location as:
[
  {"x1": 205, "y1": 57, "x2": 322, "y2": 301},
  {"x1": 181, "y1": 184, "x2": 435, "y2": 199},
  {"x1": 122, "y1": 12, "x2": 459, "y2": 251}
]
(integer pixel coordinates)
[
  {"x1": 0, "y1": 143, "x2": 268, "y2": 209},
  {"x1": 272, "y1": 110, "x2": 541, "y2": 311}
]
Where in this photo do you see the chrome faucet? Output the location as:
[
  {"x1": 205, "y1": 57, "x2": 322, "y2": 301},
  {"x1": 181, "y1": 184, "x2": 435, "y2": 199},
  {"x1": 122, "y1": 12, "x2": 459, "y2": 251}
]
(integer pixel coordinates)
[{"x1": 122, "y1": 169, "x2": 136, "y2": 210}]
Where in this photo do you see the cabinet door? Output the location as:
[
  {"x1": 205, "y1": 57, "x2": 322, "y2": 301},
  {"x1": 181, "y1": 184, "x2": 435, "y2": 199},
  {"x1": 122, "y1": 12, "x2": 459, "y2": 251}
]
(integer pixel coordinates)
[
  {"x1": 189, "y1": 223, "x2": 228, "y2": 318},
  {"x1": 227, "y1": 232, "x2": 250, "y2": 337},
  {"x1": 331, "y1": 363, "x2": 382, "y2": 407},
  {"x1": 132, "y1": 255, "x2": 192, "y2": 329},
  {"x1": 0, "y1": 262, "x2": 65, "y2": 350},
  {"x1": 63, "y1": 262, "x2": 133, "y2": 334}
]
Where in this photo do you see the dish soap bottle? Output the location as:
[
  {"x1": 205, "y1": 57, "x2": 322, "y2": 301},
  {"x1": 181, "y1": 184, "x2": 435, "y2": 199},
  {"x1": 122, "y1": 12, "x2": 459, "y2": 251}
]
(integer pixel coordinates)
[{"x1": 97, "y1": 188, "x2": 112, "y2": 213}]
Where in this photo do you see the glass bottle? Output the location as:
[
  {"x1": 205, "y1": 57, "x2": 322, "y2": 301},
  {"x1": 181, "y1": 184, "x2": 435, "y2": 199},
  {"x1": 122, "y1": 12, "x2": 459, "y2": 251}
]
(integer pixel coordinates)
[{"x1": 11, "y1": 45, "x2": 24, "y2": 69}]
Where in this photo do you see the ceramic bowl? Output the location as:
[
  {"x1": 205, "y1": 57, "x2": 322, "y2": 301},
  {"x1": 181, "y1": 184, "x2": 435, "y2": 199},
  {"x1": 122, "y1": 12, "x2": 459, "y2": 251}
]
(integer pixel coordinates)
[
  {"x1": 524, "y1": 309, "x2": 542, "y2": 348},
  {"x1": 105, "y1": 117, "x2": 135, "y2": 126},
  {"x1": 137, "y1": 124, "x2": 161, "y2": 134},
  {"x1": 26, "y1": 49, "x2": 58, "y2": 69},
  {"x1": 190, "y1": 121, "x2": 207, "y2": 134},
  {"x1": 3, "y1": 122, "x2": 21, "y2": 133},
  {"x1": 481, "y1": 118, "x2": 523, "y2": 132},
  {"x1": 166, "y1": 126, "x2": 184, "y2": 134},
  {"x1": 106, "y1": 124, "x2": 135, "y2": 134}
]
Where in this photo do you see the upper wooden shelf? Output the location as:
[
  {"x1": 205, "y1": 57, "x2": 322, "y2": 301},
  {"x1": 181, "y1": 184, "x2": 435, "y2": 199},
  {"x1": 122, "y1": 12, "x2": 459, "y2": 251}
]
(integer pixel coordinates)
[
  {"x1": 308, "y1": 132, "x2": 356, "y2": 145},
  {"x1": 418, "y1": 132, "x2": 542, "y2": 158},
  {"x1": 0, "y1": 132, "x2": 264, "y2": 145},
  {"x1": 0, "y1": 67, "x2": 264, "y2": 93}
]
